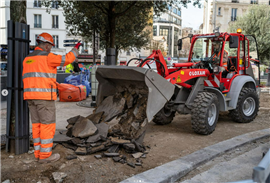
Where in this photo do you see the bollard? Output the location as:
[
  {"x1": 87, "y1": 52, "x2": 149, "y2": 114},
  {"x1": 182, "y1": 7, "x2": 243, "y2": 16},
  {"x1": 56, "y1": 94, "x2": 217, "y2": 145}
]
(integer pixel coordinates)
[
  {"x1": 267, "y1": 66, "x2": 270, "y2": 86},
  {"x1": 90, "y1": 65, "x2": 98, "y2": 107}
]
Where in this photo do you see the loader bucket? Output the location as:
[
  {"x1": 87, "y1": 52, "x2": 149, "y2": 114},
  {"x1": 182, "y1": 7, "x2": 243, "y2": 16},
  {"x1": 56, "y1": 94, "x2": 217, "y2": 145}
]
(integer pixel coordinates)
[{"x1": 96, "y1": 66, "x2": 175, "y2": 122}]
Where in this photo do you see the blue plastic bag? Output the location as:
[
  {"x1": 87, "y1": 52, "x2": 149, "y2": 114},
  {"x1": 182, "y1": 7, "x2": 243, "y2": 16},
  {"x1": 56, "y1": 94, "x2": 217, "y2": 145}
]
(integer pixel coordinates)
[{"x1": 64, "y1": 72, "x2": 91, "y2": 96}]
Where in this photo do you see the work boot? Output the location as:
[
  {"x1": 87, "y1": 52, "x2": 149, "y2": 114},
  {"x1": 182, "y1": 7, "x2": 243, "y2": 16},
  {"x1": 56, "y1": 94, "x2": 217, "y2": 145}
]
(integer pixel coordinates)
[{"x1": 39, "y1": 153, "x2": 60, "y2": 164}]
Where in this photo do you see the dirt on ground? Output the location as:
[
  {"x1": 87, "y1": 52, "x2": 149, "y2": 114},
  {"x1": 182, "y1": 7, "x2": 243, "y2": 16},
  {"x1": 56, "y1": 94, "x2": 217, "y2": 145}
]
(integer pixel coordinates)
[{"x1": 1, "y1": 92, "x2": 270, "y2": 183}]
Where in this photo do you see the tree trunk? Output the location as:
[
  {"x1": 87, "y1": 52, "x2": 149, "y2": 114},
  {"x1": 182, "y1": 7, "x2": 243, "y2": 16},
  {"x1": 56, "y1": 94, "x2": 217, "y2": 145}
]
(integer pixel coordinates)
[
  {"x1": 10, "y1": 1, "x2": 27, "y2": 23},
  {"x1": 108, "y1": 1, "x2": 116, "y2": 48}
]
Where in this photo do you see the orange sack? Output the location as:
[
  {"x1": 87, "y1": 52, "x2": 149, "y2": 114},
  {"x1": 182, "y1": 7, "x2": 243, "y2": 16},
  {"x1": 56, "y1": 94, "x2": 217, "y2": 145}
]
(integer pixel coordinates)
[{"x1": 58, "y1": 83, "x2": 86, "y2": 102}]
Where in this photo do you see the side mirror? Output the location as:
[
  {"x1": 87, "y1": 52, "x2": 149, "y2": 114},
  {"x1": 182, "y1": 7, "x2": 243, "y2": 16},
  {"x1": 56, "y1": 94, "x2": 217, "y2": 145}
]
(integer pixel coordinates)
[
  {"x1": 178, "y1": 39, "x2": 182, "y2": 50},
  {"x1": 229, "y1": 36, "x2": 239, "y2": 48}
]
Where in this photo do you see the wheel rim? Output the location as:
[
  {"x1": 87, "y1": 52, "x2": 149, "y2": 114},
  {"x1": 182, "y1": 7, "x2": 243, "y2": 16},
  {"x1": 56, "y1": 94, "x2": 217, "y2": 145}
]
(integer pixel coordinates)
[
  {"x1": 242, "y1": 97, "x2": 256, "y2": 116},
  {"x1": 163, "y1": 107, "x2": 172, "y2": 117},
  {"x1": 208, "y1": 103, "x2": 217, "y2": 126}
]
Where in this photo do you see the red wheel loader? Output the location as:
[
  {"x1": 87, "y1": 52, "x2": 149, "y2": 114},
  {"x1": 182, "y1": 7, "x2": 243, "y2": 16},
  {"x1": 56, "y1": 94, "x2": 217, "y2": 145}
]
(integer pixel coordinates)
[{"x1": 96, "y1": 29, "x2": 261, "y2": 135}]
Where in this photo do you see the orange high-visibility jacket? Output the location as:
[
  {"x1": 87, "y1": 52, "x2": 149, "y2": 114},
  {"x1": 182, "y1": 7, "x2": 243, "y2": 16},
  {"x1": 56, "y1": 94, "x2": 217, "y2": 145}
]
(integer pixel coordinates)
[{"x1": 23, "y1": 47, "x2": 77, "y2": 100}]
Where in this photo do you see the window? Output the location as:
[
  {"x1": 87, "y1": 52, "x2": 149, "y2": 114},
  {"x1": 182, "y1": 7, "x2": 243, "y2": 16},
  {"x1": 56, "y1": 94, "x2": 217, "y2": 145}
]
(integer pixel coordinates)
[
  {"x1": 177, "y1": 10, "x2": 181, "y2": 16},
  {"x1": 173, "y1": 17, "x2": 177, "y2": 24},
  {"x1": 153, "y1": 26, "x2": 157, "y2": 36},
  {"x1": 168, "y1": 15, "x2": 173, "y2": 22},
  {"x1": 52, "y1": 15, "x2": 59, "y2": 28},
  {"x1": 167, "y1": 5, "x2": 171, "y2": 11},
  {"x1": 160, "y1": 28, "x2": 169, "y2": 36},
  {"x1": 231, "y1": 0, "x2": 239, "y2": 3},
  {"x1": 33, "y1": 0, "x2": 41, "y2": 7},
  {"x1": 126, "y1": 51, "x2": 131, "y2": 56},
  {"x1": 231, "y1": 8, "x2": 237, "y2": 21},
  {"x1": 250, "y1": 0, "x2": 258, "y2": 4},
  {"x1": 177, "y1": 19, "x2": 181, "y2": 26},
  {"x1": 218, "y1": 7, "x2": 221, "y2": 15},
  {"x1": 51, "y1": 0, "x2": 58, "y2": 9},
  {"x1": 173, "y1": 8, "x2": 177, "y2": 14},
  {"x1": 52, "y1": 35, "x2": 59, "y2": 48},
  {"x1": 35, "y1": 34, "x2": 39, "y2": 46},
  {"x1": 34, "y1": 15, "x2": 42, "y2": 28}
]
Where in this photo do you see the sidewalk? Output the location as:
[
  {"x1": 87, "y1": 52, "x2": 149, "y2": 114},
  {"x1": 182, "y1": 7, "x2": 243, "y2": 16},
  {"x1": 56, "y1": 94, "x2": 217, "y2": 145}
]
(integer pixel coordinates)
[{"x1": 120, "y1": 128, "x2": 270, "y2": 183}]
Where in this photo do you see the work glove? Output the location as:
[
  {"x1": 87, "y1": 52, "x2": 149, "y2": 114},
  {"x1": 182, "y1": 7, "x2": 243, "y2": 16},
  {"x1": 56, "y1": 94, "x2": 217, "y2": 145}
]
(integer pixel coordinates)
[{"x1": 74, "y1": 41, "x2": 82, "y2": 49}]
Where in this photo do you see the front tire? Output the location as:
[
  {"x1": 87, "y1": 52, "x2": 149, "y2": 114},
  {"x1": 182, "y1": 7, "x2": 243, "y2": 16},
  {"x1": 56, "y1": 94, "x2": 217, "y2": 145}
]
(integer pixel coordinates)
[
  {"x1": 191, "y1": 92, "x2": 220, "y2": 135},
  {"x1": 152, "y1": 106, "x2": 176, "y2": 125},
  {"x1": 229, "y1": 87, "x2": 259, "y2": 123}
]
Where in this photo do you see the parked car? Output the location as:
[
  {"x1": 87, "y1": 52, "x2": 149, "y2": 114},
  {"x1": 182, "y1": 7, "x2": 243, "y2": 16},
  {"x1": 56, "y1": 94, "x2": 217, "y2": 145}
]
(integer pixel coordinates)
[{"x1": 0, "y1": 62, "x2": 7, "y2": 75}]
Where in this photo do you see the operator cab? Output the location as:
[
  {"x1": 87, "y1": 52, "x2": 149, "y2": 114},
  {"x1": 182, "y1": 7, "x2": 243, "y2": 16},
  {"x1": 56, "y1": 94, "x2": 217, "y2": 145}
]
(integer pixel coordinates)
[{"x1": 185, "y1": 29, "x2": 260, "y2": 91}]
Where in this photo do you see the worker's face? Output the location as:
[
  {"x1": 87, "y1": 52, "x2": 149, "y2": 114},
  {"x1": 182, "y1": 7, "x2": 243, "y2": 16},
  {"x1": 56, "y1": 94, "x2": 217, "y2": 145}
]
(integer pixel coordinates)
[
  {"x1": 214, "y1": 43, "x2": 220, "y2": 50},
  {"x1": 44, "y1": 43, "x2": 52, "y2": 52}
]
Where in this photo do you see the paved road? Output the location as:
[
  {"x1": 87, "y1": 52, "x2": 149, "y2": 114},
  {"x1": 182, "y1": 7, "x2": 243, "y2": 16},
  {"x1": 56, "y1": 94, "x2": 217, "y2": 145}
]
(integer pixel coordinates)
[
  {"x1": 121, "y1": 129, "x2": 270, "y2": 183},
  {"x1": 179, "y1": 140, "x2": 270, "y2": 183}
]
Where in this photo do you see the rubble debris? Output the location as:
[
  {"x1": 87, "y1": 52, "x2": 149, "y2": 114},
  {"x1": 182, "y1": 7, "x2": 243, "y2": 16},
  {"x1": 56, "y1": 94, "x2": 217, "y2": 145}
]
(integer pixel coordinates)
[
  {"x1": 54, "y1": 134, "x2": 72, "y2": 143},
  {"x1": 135, "y1": 162, "x2": 142, "y2": 166},
  {"x1": 107, "y1": 145, "x2": 119, "y2": 153},
  {"x1": 123, "y1": 144, "x2": 135, "y2": 152},
  {"x1": 112, "y1": 157, "x2": 121, "y2": 162},
  {"x1": 132, "y1": 152, "x2": 143, "y2": 159},
  {"x1": 104, "y1": 153, "x2": 119, "y2": 157},
  {"x1": 2, "y1": 180, "x2": 10, "y2": 183},
  {"x1": 141, "y1": 154, "x2": 146, "y2": 158},
  {"x1": 67, "y1": 115, "x2": 84, "y2": 125},
  {"x1": 52, "y1": 172, "x2": 67, "y2": 183},
  {"x1": 59, "y1": 84, "x2": 151, "y2": 164},
  {"x1": 53, "y1": 143, "x2": 58, "y2": 149},
  {"x1": 66, "y1": 155, "x2": 77, "y2": 160},
  {"x1": 86, "y1": 111, "x2": 104, "y2": 124},
  {"x1": 75, "y1": 147, "x2": 87, "y2": 155},
  {"x1": 61, "y1": 143, "x2": 77, "y2": 151},
  {"x1": 95, "y1": 95, "x2": 126, "y2": 122},
  {"x1": 110, "y1": 137, "x2": 130, "y2": 144},
  {"x1": 28, "y1": 150, "x2": 34, "y2": 154},
  {"x1": 127, "y1": 162, "x2": 136, "y2": 168},
  {"x1": 86, "y1": 122, "x2": 109, "y2": 143},
  {"x1": 94, "y1": 155, "x2": 102, "y2": 159},
  {"x1": 88, "y1": 145, "x2": 106, "y2": 154},
  {"x1": 72, "y1": 118, "x2": 97, "y2": 138}
]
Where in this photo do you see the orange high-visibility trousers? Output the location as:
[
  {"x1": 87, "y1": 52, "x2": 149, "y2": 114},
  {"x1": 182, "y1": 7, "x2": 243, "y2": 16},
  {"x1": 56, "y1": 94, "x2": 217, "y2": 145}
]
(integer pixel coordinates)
[{"x1": 28, "y1": 100, "x2": 56, "y2": 159}]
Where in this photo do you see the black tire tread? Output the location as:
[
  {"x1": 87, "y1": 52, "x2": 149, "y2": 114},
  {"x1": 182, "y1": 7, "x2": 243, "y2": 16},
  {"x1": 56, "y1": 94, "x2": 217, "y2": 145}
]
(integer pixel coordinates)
[
  {"x1": 229, "y1": 87, "x2": 259, "y2": 123},
  {"x1": 191, "y1": 92, "x2": 219, "y2": 135},
  {"x1": 152, "y1": 109, "x2": 176, "y2": 125}
]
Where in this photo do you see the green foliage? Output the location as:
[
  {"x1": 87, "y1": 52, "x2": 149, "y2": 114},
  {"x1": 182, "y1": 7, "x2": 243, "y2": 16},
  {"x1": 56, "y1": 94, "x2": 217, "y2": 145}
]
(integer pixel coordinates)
[
  {"x1": 228, "y1": 5, "x2": 270, "y2": 65},
  {"x1": 43, "y1": 0, "x2": 201, "y2": 61}
]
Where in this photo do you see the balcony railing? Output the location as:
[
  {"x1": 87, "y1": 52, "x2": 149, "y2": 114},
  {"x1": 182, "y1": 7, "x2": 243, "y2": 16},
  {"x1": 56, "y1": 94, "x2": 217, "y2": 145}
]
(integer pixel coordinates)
[
  {"x1": 51, "y1": 2, "x2": 58, "y2": 9},
  {"x1": 34, "y1": 23, "x2": 42, "y2": 28},
  {"x1": 33, "y1": 1, "x2": 41, "y2": 7},
  {"x1": 52, "y1": 24, "x2": 59, "y2": 28},
  {"x1": 231, "y1": 16, "x2": 237, "y2": 21}
]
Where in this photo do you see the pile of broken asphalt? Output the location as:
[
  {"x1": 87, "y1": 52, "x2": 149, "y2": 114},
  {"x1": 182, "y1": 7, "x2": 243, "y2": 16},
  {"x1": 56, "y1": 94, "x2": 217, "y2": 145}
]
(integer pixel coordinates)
[{"x1": 54, "y1": 85, "x2": 150, "y2": 168}]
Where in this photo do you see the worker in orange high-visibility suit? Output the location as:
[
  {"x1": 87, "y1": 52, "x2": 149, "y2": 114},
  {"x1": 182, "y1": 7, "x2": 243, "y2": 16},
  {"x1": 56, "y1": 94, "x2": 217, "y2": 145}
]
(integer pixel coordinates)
[
  {"x1": 212, "y1": 41, "x2": 228, "y2": 72},
  {"x1": 22, "y1": 32, "x2": 80, "y2": 163}
]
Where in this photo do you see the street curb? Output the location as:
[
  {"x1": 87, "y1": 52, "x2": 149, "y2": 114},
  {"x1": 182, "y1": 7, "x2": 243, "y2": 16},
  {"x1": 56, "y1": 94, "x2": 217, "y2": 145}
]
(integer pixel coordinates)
[{"x1": 120, "y1": 128, "x2": 270, "y2": 183}]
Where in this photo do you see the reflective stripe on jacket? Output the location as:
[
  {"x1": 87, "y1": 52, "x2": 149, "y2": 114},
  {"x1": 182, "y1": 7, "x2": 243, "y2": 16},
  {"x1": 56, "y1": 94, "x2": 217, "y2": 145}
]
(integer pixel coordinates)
[{"x1": 23, "y1": 47, "x2": 77, "y2": 100}]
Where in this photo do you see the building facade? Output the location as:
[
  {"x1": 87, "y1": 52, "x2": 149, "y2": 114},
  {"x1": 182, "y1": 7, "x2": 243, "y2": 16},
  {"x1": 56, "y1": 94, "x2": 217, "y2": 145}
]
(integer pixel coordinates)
[
  {"x1": 0, "y1": 0, "x2": 68, "y2": 55},
  {"x1": 203, "y1": 0, "x2": 270, "y2": 34},
  {"x1": 153, "y1": 5, "x2": 182, "y2": 58}
]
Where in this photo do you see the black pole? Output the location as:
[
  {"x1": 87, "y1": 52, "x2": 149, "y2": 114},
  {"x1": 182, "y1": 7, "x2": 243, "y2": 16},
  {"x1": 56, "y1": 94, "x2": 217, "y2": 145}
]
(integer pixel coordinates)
[
  {"x1": 106, "y1": 48, "x2": 116, "y2": 65},
  {"x1": 6, "y1": 20, "x2": 14, "y2": 152}
]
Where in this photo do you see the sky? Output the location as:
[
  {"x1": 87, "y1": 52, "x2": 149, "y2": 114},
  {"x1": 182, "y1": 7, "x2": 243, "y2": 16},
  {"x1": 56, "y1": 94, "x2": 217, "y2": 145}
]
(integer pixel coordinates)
[{"x1": 181, "y1": 3, "x2": 204, "y2": 30}]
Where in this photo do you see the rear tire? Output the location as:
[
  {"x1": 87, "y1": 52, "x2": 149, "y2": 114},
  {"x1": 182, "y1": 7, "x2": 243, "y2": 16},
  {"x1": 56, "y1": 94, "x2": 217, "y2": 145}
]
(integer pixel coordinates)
[
  {"x1": 191, "y1": 92, "x2": 220, "y2": 135},
  {"x1": 152, "y1": 107, "x2": 176, "y2": 125},
  {"x1": 229, "y1": 87, "x2": 259, "y2": 123}
]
